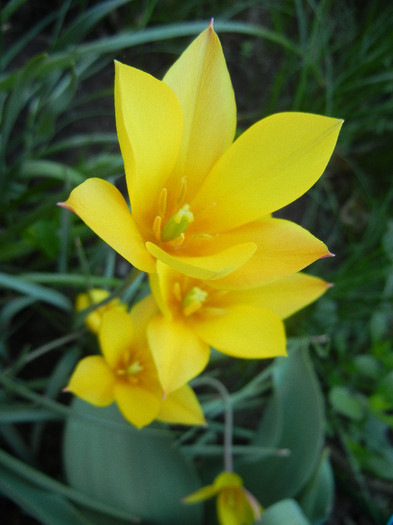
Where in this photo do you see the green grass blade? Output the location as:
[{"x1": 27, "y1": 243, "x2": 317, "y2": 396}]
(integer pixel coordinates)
[{"x1": 0, "y1": 272, "x2": 72, "y2": 311}]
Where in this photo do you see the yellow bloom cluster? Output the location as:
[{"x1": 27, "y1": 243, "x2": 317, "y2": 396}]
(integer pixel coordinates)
[{"x1": 62, "y1": 24, "x2": 341, "y2": 437}]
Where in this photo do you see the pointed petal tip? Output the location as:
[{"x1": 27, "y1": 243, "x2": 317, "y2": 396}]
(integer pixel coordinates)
[
  {"x1": 209, "y1": 17, "x2": 214, "y2": 28},
  {"x1": 320, "y1": 251, "x2": 335, "y2": 259},
  {"x1": 327, "y1": 282, "x2": 334, "y2": 289},
  {"x1": 57, "y1": 201, "x2": 74, "y2": 213}
]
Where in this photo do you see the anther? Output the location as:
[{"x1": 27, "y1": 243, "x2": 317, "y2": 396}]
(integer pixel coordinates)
[
  {"x1": 158, "y1": 187, "x2": 167, "y2": 218},
  {"x1": 153, "y1": 216, "x2": 162, "y2": 241}
]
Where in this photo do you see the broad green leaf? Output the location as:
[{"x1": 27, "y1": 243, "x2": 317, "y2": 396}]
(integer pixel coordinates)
[
  {"x1": 63, "y1": 398, "x2": 203, "y2": 525},
  {"x1": 261, "y1": 499, "x2": 311, "y2": 525},
  {"x1": 237, "y1": 343, "x2": 325, "y2": 506},
  {"x1": 298, "y1": 450, "x2": 334, "y2": 524}
]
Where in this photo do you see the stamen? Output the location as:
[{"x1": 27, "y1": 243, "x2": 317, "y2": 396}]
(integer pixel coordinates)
[
  {"x1": 161, "y1": 204, "x2": 194, "y2": 242},
  {"x1": 158, "y1": 187, "x2": 167, "y2": 217},
  {"x1": 183, "y1": 286, "x2": 208, "y2": 316},
  {"x1": 116, "y1": 359, "x2": 144, "y2": 377},
  {"x1": 173, "y1": 282, "x2": 182, "y2": 302},
  {"x1": 177, "y1": 177, "x2": 187, "y2": 205},
  {"x1": 170, "y1": 233, "x2": 185, "y2": 247},
  {"x1": 153, "y1": 216, "x2": 162, "y2": 241}
]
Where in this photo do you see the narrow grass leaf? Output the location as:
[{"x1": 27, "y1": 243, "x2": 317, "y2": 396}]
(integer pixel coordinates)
[
  {"x1": 0, "y1": 272, "x2": 72, "y2": 311},
  {"x1": 0, "y1": 466, "x2": 93, "y2": 525}
]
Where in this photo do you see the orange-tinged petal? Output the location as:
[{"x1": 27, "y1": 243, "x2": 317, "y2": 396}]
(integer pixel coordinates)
[
  {"x1": 114, "y1": 382, "x2": 161, "y2": 429},
  {"x1": 227, "y1": 272, "x2": 330, "y2": 320},
  {"x1": 98, "y1": 309, "x2": 134, "y2": 369},
  {"x1": 191, "y1": 304, "x2": 286, "y2": 359},
  {"x1": 62, "y1": 178, "x2": 155, "y2": 273},
  {"x1": 192, "y1": 113, "x2": 343, "y2": 232},
  {"x1": 163, "y1": 26, "x2": 236, "y2": 196},
  {"x1": 147, "y1": 314, "x2": 210, "y2": 394},
  {"x1": 66, "y1": 356, "x2": 115, "y2": 406},
  {"x1": 157, "y1": 384, "x2": 206, "y2": 426},
  {"x1": 146, "y1": 241, "x2": 256, "y2": 280},
  {"x1": 210, "y1": 217, "x2": 330, "y2": 289},
  {"x1": 115, "y1": 60, "x2": 182, "y2": 227}
]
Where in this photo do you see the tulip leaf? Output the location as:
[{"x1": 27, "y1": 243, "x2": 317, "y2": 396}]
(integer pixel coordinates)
[
  {"x1": 237, "y1": 343, "x2": 325, "y2": 507},
  {"x1": 63, "y1": 398, "x2": 204, "y2": 524},
  {"x1": 261, "y1": 499, "x2": 311, "y2": 525},
  {"x1": 298, "y1": 450, "x2": 334, "y2": 524}
]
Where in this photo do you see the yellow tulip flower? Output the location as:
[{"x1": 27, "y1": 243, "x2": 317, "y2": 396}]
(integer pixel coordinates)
[
  {"x1": 66, "y1": 307, "x2": 205, "y2": 428},
  {"x1": 183, "y1": 471, "x2": 263, "y2": 525},
  {"x1": 75, "y1": 288, "x2": 126, "y2": 333},
  {"x1": 141, "y1": 261, "x2": 330, "y2": 394},
  {"x1": 59, "y1": 24, "x2": 342, "y2": 288}
]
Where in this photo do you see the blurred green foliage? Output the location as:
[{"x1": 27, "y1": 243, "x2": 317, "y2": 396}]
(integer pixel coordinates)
[{"x1": 1, "y1": 0, "x2": 393, "y2": 523}]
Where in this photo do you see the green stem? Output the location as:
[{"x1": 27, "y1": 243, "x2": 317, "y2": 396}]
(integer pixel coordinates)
[{"x1": 193, "y1": 376, "x2": 233, "y2": 473}]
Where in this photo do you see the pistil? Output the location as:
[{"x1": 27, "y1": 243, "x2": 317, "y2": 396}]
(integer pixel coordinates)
[
  {"x1": 183, "y1": 286, "x2": 208, "y2": 316},
  {"x1": 161, "y1": 204, "x2": 194, "y2": 243}
]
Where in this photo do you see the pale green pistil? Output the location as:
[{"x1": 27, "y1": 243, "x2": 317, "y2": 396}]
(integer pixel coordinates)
[
  {"x1": 117, "y1": 359, "x2": 144, "y2": 376},
  {"x1": 183, "y1": 286, "x2": 208, "y2": 316},
  {"x1": 161, "y1": 204, "x2": 194, "y2": 242}
]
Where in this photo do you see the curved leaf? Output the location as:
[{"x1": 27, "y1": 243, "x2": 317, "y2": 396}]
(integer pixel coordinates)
[
  {"x1": 237, "y1": 343, "x2": 325, "y2": 506},
  {"x1": 63, "y1": 398, "x2": 203, "y2": 524}
]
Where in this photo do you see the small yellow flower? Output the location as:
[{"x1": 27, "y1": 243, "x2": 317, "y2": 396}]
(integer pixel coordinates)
[
  {"x1": 59, "y1": 24, "x2": 342, "y2": 288},
  {"x1": 183, "y1": 471, "x2": 263, "y2": 525},
  {"x1": 144, "y1": 261, "x2": 330, "y2": 393},
  {"x1": 75, "y1": 288, "x2": 126, "y2": 333},
  {"x1": 66, "y1": 307, "x2": 205, "y2": 428}
]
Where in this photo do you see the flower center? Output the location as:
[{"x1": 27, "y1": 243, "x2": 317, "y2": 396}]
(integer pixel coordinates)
[
  {"x1": 182, "y1": 286, "x2": 208, "y2": 316},
  {"x1": 117, "y1": 359, "x2": 144, "y2": 384},
  {"x1": 161, "y1": 204, "x2": 194, "y2": 244}
]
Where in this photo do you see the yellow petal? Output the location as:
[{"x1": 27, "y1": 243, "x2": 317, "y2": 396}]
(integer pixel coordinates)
[
  {"x1": 228, "y1": 272, "x2": 330, "y2": 319},
  {"x1": 75, "y1": 289, "x2": 126, "y2": 334},
  {"x1": 98, "y1": 309, "x2": 134, "y2": 369},
  {"x1": 66, "y1": 356, "x2": 115, "y2": 406},
  {"x1": 210, "y1": 217, "x2": 331, "y2": 289},
  {"x1": 157, "y1": 384, "x2": 206, "y2": 426},
  {"x1": 114, "y1": 382, "x2": 161, "y2": 429},
  {"x1": 163, "y1": 25, "x2": 236, "y2": 196},
  {"x1": 191, "y1": 304, "x2": 286, "y2": 359},
  {"x1": 217, "y1": 488, "x2": 255, "y2": 525},
  {"x1": 115, "y1": 60, "x2": 182, "y2": 227},
  {"x1": 146, "y1": 240, "x2": 256, "y2": 280},
  {"x1": 147, "y1": 314, "x2": 210, "y2": 394},
  {"x1": 214, "y1": 472, "x2": 243, "y2": 488},
  {"x1": 183, "y1": 483, "x2": 220, "y2": 503},
  {"x1": 129, "y1": 294, "x2": 159, "y2": 348},
  {"x1": 192, "y1": 113, "x2": 343, "y2": 232},
  {"x1": 62, "y1": 178, "x2": 155, "y2": 273}
]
